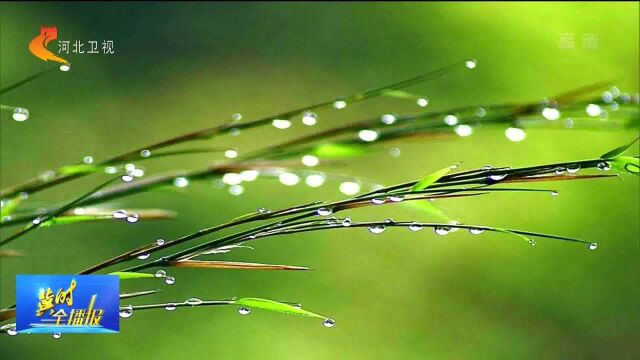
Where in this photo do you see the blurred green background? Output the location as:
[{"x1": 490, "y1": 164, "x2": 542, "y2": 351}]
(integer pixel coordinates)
[{"x1": 1, "y1": 2, "x2": 638, "y2": 359}]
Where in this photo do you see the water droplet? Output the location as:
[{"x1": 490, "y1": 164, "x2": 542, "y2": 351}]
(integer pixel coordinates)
[
  {"x1": 389, "y1": 195, "x2": 404, "y2": 202},
  {"x1": 140, "y1": 149, "x2": 151, "y2": 158},
  {"x1": 481, "y1": 165, "x2": 494, "y2": 170},
  {"x1": 554, "y1": 167, "x2": 566, "y2": 175},
  {"x1": 83, "y1": 156, "x2": 94, "y2": 164},
  {"x1": 240, "y1": 170, "x2": 259, "y2": 182},
  {"x1": 230, "y1": 128, "x2": 241, "y2": 136},
  {"x1": 301, "y1": 155, "x2": 319, "y2": 167},
  {"x1": 333, "y1": 100, "x2": 347, "y2": 109},
  {"x1": 228, "y1": 185, "x2": 244, "y2": 196},
  {"x1": 272, "y1": 119, "x2": 292, "y2": 129},
  {"x1": 465, "y1": 59, "x2": 477, "y2": 69},
  {"x1": 222, "y1": 173, "x2": 242, "y2": 185},
  {"x1": 156, "y1": 238, "x2": 165, "y2": 246},
  {"x1": 302, "y1": 111, "x2": 318, "y2": 126},
  {"x1": 7, "y1": 327, "x2": 17, "y2": 336},
  {"x1": 238, "y1": 307, "x2": 251, "y2": 315},
  {"x1": 381, "y1": 114, "x2": 396, "y2": 125},
  {"x1": 12, "y1": 107, "x2": 29, "y2": 122},
  {"x1": 323, "y1": 318, "x2": 336, "y2": 328},
  {"x1": 596, "y1": 162, "x2": 611, "y2": 171},
  {"x1": 454, "y1": 124, "x2": 473, "y2": 137},
  {"x1": 358, "y1": 129, "x2": 379, "y2": 142},
  {"x1": 164, "y1": 303, "x2": 177, "y2": 311},
  {"x1": 136, "y1": 253, "x2": 150, "y2": 260},
  {"x1": 475, "y1": 107, "x2": 486, "y2": 117},
  {"x1": 488, "y1": 174, "x2": 507, "y2": 181},
  {"x1": 566, "y1": 164, "x2": 581, "y2": 174},
  {"x1": 126, "y1": 214, "x2": 140, "y2": 223},
  {"x1": 52, "y1": 332, "x2": 62, "y2": 339},
  {"x1": 232, "y1": 113, "x2": 242, "y2": 122},
  {"x1": 112, "y1": 210, "x2": 127, "y2": 219},
  {"x1": 224, "y1": 149, "x2": 238, "y2": 159},
  {"x1": 368, "y1": 224, "x2": 386, "y2": 234},
  {"x1": 278, "y1": 172, "x2": 300, "y2": 186},
  {"x1": 469, "y1": 228, "x2": 485, "y2": 235},
  {"x1": 185, "y1": 297, "x2": 203, "y2": 306},
  {"x1": 408, "y1": 222, "x2": 423, "y2": 232},
  {"x1": 371, "y1": 198, "x2": 386, "y2": 205},
  {"x1": 342, "y1": 217, "x2": 352, "y2": 227},
  {"x1": 258, "y1": 207, "x2": 272, "y2": 215},
  {"x1": 586, "y1": 103, "x2": 602, "y2": 117},
  {"x1": 173, "y1": 177, "x2": 189, "y2": 187},
  {"x1": 121, "y1": 175, "x2": 134, "y2": 182},
  {"x1": 384, "y1": 218, "x2": 395, "y2": 224},
  {"x1": 104, "y1": 166, "x2": 118, "y2": 174},
  {"x1": 164, "y1": 276, "x2": 176, "y2": 285},
  {"x1": 434, "y1": 226, "x2": 451, "y2": 236},
  {"x1": 528, "y1": 239, "x2": 537, "y2": 247},
  {"x1": 443, "y1": 114, "x2": 459, "y2": 126},
  {"x1": 316, "y1": 207, "x2": 333, "y2": 216},
  {"x1": 119, "y1": 306, "x2": 133, "y2": 318},
  {"x1": 505, "y1": 127, "x2": 526, "y2": 142},
  {"x1": 542, "y1": 107, "x2": 561, "y2": 120},
  {"x1": 550, "y1": 191, "x2": 559, "y2": 197},
  {"x1": 389, "y1": 147, "x2": 401, "y2": 158},
  {"x1": 155, "y1": 270, "x2": 166, "y2": 278},
  {"x1": 588, "y1": 242, "x2": 598, "y2": 250},
  {"x1": 32, "y1": 217, "x2": 42, "y2": 225},
  {"x1": 59, "y1": 62, "x2": 71, "y2": 71},
  {"x1": 306, "y1": 174, "x2": 326, "y2": 188},
  {"x1": 339, "y1": 181, "x2": 360, "y2": 195},
  {"x1": 416, "y1": 98, "x2": 429, "y2": 107}
]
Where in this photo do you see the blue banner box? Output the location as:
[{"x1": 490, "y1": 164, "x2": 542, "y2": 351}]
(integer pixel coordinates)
[{"x1": 16, "y1": 275, "x2": 120, "y2": 334}]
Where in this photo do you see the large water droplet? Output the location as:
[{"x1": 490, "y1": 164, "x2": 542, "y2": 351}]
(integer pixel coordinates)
[
  {"x1": 126, "y1": 214, "x2": 140, "y2": 223},
  {"x1": 316, "y1": 207, "x2": 333, "y2": 216},
  {"x1": 389, "y1": 195, "x2": 404, "y2": 202},
  {"x1": 333, "y1": 100, "x2": 347, "y2": 109},
  {"x1": 469, "y1": 228, "x2": 485, "y2": 235},
  {"x1": 596, "y1": 162, "x2": 611, "y2": 171},
  {"x1": 408, "y1": 222, "x2": 423, "y2": 232},
  {"x1": 164, "y1": 276, "x2": 176, "y2": 285},
  {"x1": 489, "y1": 174, "x2": 507, "y2": 181},
  {"x1": 12, "y1": 107, "x2": 29, "y2": 122},
  {"x1": 156, "y1": 238, "x2": 165, "y2": 246},
  {"x1": 566, "y1": 164, "x2": 581, "y2": 174},
  {"x1": 323, "y1": 318, "x2": 336, "y2": 328},
  {"x1": 371, "y1": 198, "x2": 386, "y2": 205},
  {"x1": 164, "y1": 303, "x2": 177, "y2": 311},
  {"x1": 119, "y1": 306, "x2": 133, "y2": 318},
  {"x1": 238, "y1": 307, "x2": 251, "y2": 315},
  {"x1": 588, "y1": 242, "x2": 598, "y2": 250},
  {"x1": 59, "y1": 63, "x2": 71, "y2": 72},
  {"x1": 185, "y1": 297, "x2": 203, "y2": 306},
  {"x1": 368, "y1": 224, "x2": 386, "y2": 234},
  {"x1": 140, "y1": 149, "x2": 151, "y2": 158},
  {"x1": 7, "y1": 327, "x2": 17, "y2": 336},
  {"x1": 112, "y1": 210, "x2": 127, "y2": 219},
  {"x1": 434, "y1": 227, "x2": 451, "y2": 236},
  {"x1": 52, "y1": 332, "x2": 62, "y2": 339},
  {"x1": 465, "y1": 59, "x2": 477, "y2": 69},
  {"x1": 136, "y1": 253, "x2": 150, "y2": 260},
  {"x1": 155, "y1": 270, "x2": 166, "y2": 278},
  {"x1": 342, "y1": 217, "x2": 352, "y2": 227}
]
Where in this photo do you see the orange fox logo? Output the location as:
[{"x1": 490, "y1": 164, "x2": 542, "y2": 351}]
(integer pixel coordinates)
[{"x1": 29, "y1": 26, "x2": 68, "y2": 64}]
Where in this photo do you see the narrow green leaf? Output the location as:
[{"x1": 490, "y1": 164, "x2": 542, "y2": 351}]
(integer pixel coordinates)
[
  {"x1": 1, "y1": 196, "x2": 23, "y2": 218},
  {"x1": 40, "y1": 215, "x2": 112, "y2": 227},
  {"x1": 312, "y1": 143, "x2": 369, "y2": 159},
  {"x1": 611, "y1": 156, "x2": 639, "y2": 175},
  {"x1": 108, "y1": 271, "x2": 155, "y2": 280},
  {"x1": 58, "y1": 164, "x2": 104, "y2": 175},
  {"x1": 412, "y1": 164, "x2": 458, "y2": 191},
  {"x1": 235, "y1": 297, "x2": 327, "y2": 319},
  {"x1": 599, "y1": 137, "x2": 639, "y2": 159},
  {"x1": 381, "y1": 89, "x2": 423, "y2": 100},
  {"x1": 494, "y1": 227, "x2": 535, "y2": 245}
]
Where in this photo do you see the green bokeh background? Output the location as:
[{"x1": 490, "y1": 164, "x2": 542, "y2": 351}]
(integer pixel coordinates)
[{"x1": 1, "y1": 2, "x2": 638, "y2": 359}]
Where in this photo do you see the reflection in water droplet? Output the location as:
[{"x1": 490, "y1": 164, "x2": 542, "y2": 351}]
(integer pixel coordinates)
[
  {"x1": 119, "y1": 307, "x2": 133, "y2": 318},
  {"x1": 316, "y1": 207, "x2": 333, "y2": 216},
  {"x1": 408, "y1": 222, "x2": 423, "y2": 232},
  {"x1": 164, "y1": 276, "x2": 176, "y2": 285},
  {"x1": 155, "y1": 270, "x2": 166, "y2": 278},
  {"x1": 156, "y1": 239, "x2": 165, "y2": 246},
  {"x1": 126, "y1": 214, "x2": 140, "y2": 223},
  {"x1": 567, "y1": 164, "x2": 581, "y2": 174},
  {"x1": 469, "y1": 228, "x2": 485, "y2": 235},
  {"x1": 272, "y1": 119, "x2": 292, "y2": 129},
  {"x1": 52, "y1": 332, "x2": 62, "y2": 339},
  {"x1": 302, "y1": 111, "x2": 318, "y2": 126},
  {"x1": 381, "y1": 114, "x2": 396, "y2": 125},
  {"x1": 368, "y1": 224, "x2": 386, "y2": 234},
  {"x1": 417, "y1": 98, "x2": 429, "y2": 107},
  {"x1": 7, "y1": 327, "x2": 17, "y2": 336},
  {"x1": 140, "y1": 149, "x2": 151, "y2": 158},
  {"x1": 185, "y1": 297, "x2": 203, "y2": 306},
  {"x1": 333, "y1": 100, "x2": 347, "y2": 109},
  {"x1": 174, "y1": 177, "x2": 189, "y2": 188},
  {"x1": 83, "y1": 156, "x2": 94, "y2": 164},
  {"x1": 588, "y1": 242, "x2": 598, "y2": 250},
  {"x1": 136, "y1": 253, "x2": 150, "y2": 260},
  {"x1": 465, "y1": 59, "x2": 477, "y2": 69},
  {"x1": 323, "y1": 318, "x2": 336, "y2": 328},
  {"x1": 238, "y1": 307, "x2": 251, "y2": 315},
  {"x1": 434, "y1": 227, "x2": 451, "y2": 236},
  {"x1": 596, "y1": 162, "x2": 611, "y2": 171},
  {"x1": 555, "y1": 167, "x2": 566, "y2": 175},
  {"x1": 164, "y1": 303, "x2": 177, "y2": 311},
  {"x1": 371, "y1": 198, "x2": 386, "y2": 205},
  {"x1": 342, "y1": 217, "x2": 352, "y2": 227}
]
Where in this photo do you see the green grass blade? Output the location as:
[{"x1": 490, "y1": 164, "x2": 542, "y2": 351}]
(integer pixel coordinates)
[
  {"x1": 235, "y1": 297, "x2": 327, "y2": 319},
  {"x1": 412, "y1": 163, "x2": 459, "y2": 191},
  {"x1": 108, "y1": 271, "x2": 155, "y2": 280},
  {"x1": 599, "y1": 136, "x2": 639, "y2": 159}
]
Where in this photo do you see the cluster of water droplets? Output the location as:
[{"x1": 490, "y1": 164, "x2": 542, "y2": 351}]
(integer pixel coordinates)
[
  {"x1": 121, "y1": 163, "x2": 145, "y2": 182},
  {"x1": 112, "y1": 209, "x2": 140, "y2": 223}
]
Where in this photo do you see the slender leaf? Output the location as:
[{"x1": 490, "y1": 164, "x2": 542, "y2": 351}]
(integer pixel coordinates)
[
  {"x1": 170, "y1": 260, "x2": 309, "y2": 271},
  {"x1": 599, "y1": 137, "x2": 639, "y2": 159},
  {"x1": 412, "y1": 164, "x2": 459, "y2": 191},
  {"x1": 235, "y1": 297, "x2": 327, "y2": 319},
  {"x1": 611, "y1": 156, "x2": 639, "y2": 175},
  {"x1": 108, "y1": 271, "x2": 155, "y2": 280}
]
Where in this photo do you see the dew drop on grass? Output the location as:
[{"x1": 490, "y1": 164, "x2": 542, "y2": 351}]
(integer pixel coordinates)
[
  {"x1": 155, "y1": 270, "x2": 166, "y2": 278},
  {"x1": 173, "y1": 177, "x2": 189, "y2": 187},
  {"x1": 316, "y1": 207, "x2": 333, "y2": 216},
  {"x1": 12, "y1": 107, "x2": 29, "y2": 121},
  {"x1": 434, "y1": 227, "x2": 451, "y2": 236},
  {"x1": 333, "y1": 100, "x2": 347, "y2": 109},
  {"x1": 272, "y1": 119, "x2": 291, "y2": 129},
  {"x1": 119, "y1": 307, "x2": 133, "y2": 318},
  {"x1": 52, "y1": 332, "x2": 62, "y2": 339},
  {"x1": 126, "y1": 214, "x2": 140, "y2": 223},
  {"x1": 368, "y1": 224, "x2": 386, "y2": 234},
  {"x1": 528, "y1": 239, "x2": 537, "y2": 247},
  {"x1": 302, "y1": 111, "x2": 318, "y2": 126},
  {"x1": 597, "y1": 162, "x2": 611, "y2": 171},
  {"x1": 371, "y1": 198, "x2": 386, "y2": 205},
  {"x1": 224, "y1": 149, "x2": 238, "y2": 159},
  {"x1": 481, "y1": 165, "x2": 494, "y2": 170},
  {"x1": 588, "y1": 242, "x2": 598, "y2": 250},
  {"x1": 156, "y1": 239, "x2": 165, "y2": 246},
  {"x1": 567, "y1": 164, "x2": 581, "y2": 174},
  {"x1": 469, "y1": 228, "x2": 485, "y2": 235},
  {"x1": 121, "y1": 175, "x2": 134, "y2": 182},
  {"x1": 59, "y1": 63, "x2": 71, "y2": 72},
  {"x1": 238, "y1": 307, "x2": 251, "y2": 315},
  {"x1": 554, "y1": 167, "x2": 566, "y2": 175},
  {"x1": 505, "y1": 127, "x2": 526, "y2": 142},
  {"x1": 408, "y1": 222, "x2": 423, "y2": 232},
  {"x1": 339, "y1": 181, "x2": 360, "y2": 195},
  {"x1": 229, "y1": 184, "x2": 244, "y2": 195},
  {"x1": 323, "y1": 318, "x2": 336, "y2": 328},
  {"x1": 83, "y1": 156, "x2": 94, "y2": 164},
  {"x1": 542, "y1": 107, "x2": 561, "y2": 120},
  {"x1": 342, "y1": 217, "x2": 352, "y2": 227},
  {"x1": 301, "y1": 155, "x2": 319, "y2": 167},
  {"x1": 258, "y1": 207, "x2": 271, "y2": 214},
  {"x1": 550, "y1": 191, "x2": 559, "y2": 197},
  {"x1": 416, "y1": 98, "x2": 429, "y2": 107},
  {"x1": 136, "y1": 253, "x2": 150, "y2": 260},
  {"x1": 112, "y1": 210, "x2": 127, "y2": 219},
  {"x1": 389, "y1": 195, "x2": 404, "y2": 202},
  {"x1": 465, "y1": 59, "x2": 477, "y2": 69},
  {"x1": 140, "y1": 149, "x2": 151, "y2": 158},
  {"x1": 164, "y1": 276, "x2": 176, "y2": 285},
  {"x1": 185, "y1": 297, "x2": 203, "y2": 306},
  {"x1": 443, "y1": 114, "x2": 459, "y2": 126},
  {"x1": 7, "y1": 327, "x2": 17, "y2": 336},
  {"x1": 488, "y1": 174, "x2": 507, "y2": 181},
  {"x1": 358, "y1": 129, "x2": 379, "y2": 142},
  {"x1": 164, "y1": 303, "x2": 177, "y2": 311},
  {"x1": 381, "y1": 114, "x2": 396, "y2": 125}
]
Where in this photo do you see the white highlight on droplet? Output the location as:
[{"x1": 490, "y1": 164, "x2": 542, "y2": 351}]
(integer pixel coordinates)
[
  {"x1": 272, "y1": 119, "x2": 291, "y2": 129},
  {"x1": 301, "y1": 155, "x2": 319, "y2": 167},
  {"x1": 358, "y1": 129, "x2": 379, "y2": 142},
  {"x1": 542, "y1": 107, "x2": 561, "y2": 120},
  {"x1": 454, "y1": 124, "x2": 473, "y2": 137},
  {"x1": 586, "y1": 103, "x2": 602, "y2": 117},
  {"x1": 279, "y1": 172, "x2": 300, "y2": 186},
  {"x1": 505, "y1": 127, "x2": 526, "y2": 142},
  {"x1": 173, "y1": 177, "x2": 189, "y2": 188},
  {"x1": 222, "y1": 173, "x2": 242, "y2": 185},
  {"x1": 416, "y1": 98, "x2": 429, "y2": 107},
  {"x1": 339, "y1": 181, "x2": 361, "y2": 195},
  {"x1": 443, "y1": 115, "x2": 459, "y2": 126},
  {"x1": 305, "y1": 174, "x2": 326, "y2": 187},
  {"x1": 224, "y1": 149, "x2": 238, "y2": 159},
  {"x1": 333, "y1": 100, "x2": 347, "y2": 109}
]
